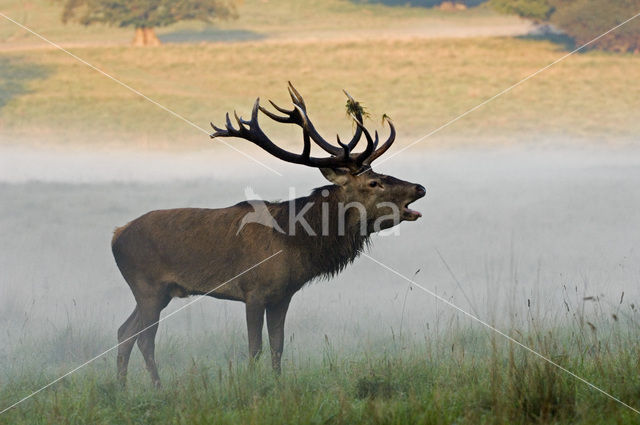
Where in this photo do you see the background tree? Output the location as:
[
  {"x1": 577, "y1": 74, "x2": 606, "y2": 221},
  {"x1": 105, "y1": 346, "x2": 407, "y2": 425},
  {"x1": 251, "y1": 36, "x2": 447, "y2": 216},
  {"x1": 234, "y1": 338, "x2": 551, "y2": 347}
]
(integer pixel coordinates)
[
  {"x1": 349, "y1": 0, "x2": 486, "y2": 8},
  {"x1": 491, "y1": 0, "x2": 640, "y2": 53},
  {"x1": 488, "y1": 0, "x2": 554, "y2": 22},
  {"x1": 61, "y1": 0, "x2": 239, "y2": 46},
  {"x1": 552, "y1": 0, "x2": 640, "y2": 53}
]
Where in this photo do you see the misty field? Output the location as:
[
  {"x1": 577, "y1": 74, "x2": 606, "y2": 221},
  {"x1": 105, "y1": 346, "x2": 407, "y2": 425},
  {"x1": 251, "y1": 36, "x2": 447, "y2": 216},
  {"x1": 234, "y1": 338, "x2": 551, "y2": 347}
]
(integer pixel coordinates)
[
  {"x1": 2, "y1": 0, "x2": 640, "y2": 423},
  {"x1": 1, "y1": 150, "x2": 640, "y2": 424}
]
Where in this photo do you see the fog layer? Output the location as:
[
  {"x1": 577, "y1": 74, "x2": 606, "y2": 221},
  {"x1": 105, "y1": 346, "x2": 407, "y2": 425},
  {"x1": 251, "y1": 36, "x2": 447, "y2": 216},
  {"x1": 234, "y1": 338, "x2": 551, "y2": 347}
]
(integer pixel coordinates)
[{"x1": 1, "y1": 147, "x2": 639, "y2": 366}]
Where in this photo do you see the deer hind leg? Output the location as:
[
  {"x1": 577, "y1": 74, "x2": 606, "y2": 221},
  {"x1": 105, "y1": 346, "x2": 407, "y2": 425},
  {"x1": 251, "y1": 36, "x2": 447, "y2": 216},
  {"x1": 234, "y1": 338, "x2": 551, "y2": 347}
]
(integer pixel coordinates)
[
  {"x1": 117, "y1": 306, "x2": 141, "y2": 387},
  {"x1": 266, "y1": 296, "x2": 291, "y2": 374},
  {"x1": 136, "y1": 292, "x2": 171, "y2": 388}
]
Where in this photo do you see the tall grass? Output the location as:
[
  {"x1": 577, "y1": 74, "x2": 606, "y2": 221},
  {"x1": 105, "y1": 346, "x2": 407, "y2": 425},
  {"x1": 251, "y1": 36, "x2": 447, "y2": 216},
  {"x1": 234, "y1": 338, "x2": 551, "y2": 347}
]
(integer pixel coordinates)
[
  {"x1": 2, "y1": 290, "x2": 640, "y2": 424},
  {"x1": 2, "y1": 157, "x2": 640, "y2": 423}
]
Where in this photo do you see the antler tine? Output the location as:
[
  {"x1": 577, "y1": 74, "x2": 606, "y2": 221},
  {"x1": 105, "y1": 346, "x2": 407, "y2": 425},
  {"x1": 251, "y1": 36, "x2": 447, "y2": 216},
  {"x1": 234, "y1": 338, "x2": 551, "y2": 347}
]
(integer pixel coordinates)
[
  {"x1": 250, "y1": 98, "x2": 260, "y2": 122},
  {"x1": 270, "y1": 100, "x2": 293, "y2": 114},
  {"x1": 258, "y1": 106, "x2": 288, "y2": 123},
  {"x1": 229, "y1": 98, "x2": 261, "y2": 130},
  {"x1": 346, "y1": 114, "x2": 363, "y2": 151},
  {"x1": 292, "y1": 104, "x2": 342, "y2": 156},
  {"x1": 233, "y1": 110, "x2": 246, "y2": 129},
  {"x1": 225, "y1": 112, "x2": 236, "y2": 132},
  {"x1": 336, "y1": 134, "x2": 350, "y2": 160},
  {"x1": 291, "y1": 104, "x2": 308, "y2": 126},
  {"x1": 343, "y1": 89, "x2": 355, "y2": 104},
  {"x1": 287, "y1": 81, "x2": 306, "y2": 109},
  {"x1": 210, "y1": 121, "x2": 226, "y2": 135},
  {"x1": 336, "y1": 134, "x2": 348, "y2": 151},
  {"x1": 302, "y1": 131, "x2": 311, "y2": 160},
  {"x1": 362, "y1": 115, "x2": 396, "y2": 166},
  {"x1": 343, "y1": 90, "x2": 364, "y2": 151},
  {"x1": 352, "y1": 116, "x2": 378, "y2": 166},
  {"x1": 269, "y1": 99, "x2": 293, "y2": 113},
  {"x1": 209, "y1": 111, "x2": 242, "y2": 138},
  {"x1": 255, "y1": 98, "x2": 294, "y2": 123}
]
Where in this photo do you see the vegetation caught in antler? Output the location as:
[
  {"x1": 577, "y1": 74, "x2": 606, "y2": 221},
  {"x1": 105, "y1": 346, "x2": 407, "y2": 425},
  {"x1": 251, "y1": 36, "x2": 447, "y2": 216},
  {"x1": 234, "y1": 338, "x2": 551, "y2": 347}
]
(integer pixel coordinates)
[{"x1": 210, "y1": 82, "x2": 395, "y2": 172}]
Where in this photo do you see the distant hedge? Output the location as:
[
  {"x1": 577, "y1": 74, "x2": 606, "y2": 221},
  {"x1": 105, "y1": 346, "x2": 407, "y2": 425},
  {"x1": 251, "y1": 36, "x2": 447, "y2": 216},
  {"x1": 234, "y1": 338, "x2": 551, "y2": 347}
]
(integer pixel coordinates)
[
  {"x1": 552, "y1": 0, "x2": 640, "y2": 53},
  {"x1": 490, "y1": 0, "x2": 640, "y2": 53},
  {"x1": 489, "y1": 0, "x2": 554, "y2": 22},
  {"x1": 349, "y1": 0, "x2": 487, "y2": 7}
]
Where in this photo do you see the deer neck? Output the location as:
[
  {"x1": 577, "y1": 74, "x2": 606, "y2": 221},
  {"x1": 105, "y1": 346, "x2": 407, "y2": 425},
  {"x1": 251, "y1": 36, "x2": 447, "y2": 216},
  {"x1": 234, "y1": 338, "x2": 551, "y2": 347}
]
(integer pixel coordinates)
[{"x1": 274, "y1": 185, "x2": 370, "y2": 281}]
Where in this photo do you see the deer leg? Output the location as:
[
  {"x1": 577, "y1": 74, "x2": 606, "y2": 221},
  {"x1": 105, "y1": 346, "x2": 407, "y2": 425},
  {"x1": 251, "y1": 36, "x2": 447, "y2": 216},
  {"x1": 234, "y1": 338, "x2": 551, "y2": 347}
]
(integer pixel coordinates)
[
  {"x1": 136, "y1": 294, "x2": 170, "y2": 388},
  {"x1": 266, "y1": 296, "x2": 291, "y2": 374},
  {"x1": 117, "y1": 306, "x2": 140, "y2": 387},
  {"x1": 245, "y1": 302, "x2": 265, "y2": 362}
]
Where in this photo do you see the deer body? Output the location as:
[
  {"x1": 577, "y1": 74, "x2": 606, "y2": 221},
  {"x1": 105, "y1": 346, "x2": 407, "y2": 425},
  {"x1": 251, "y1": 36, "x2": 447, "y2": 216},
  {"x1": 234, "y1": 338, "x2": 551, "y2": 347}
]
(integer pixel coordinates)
[{"x1": 113, "y1": 84, "x2": 425, "y2": 387}]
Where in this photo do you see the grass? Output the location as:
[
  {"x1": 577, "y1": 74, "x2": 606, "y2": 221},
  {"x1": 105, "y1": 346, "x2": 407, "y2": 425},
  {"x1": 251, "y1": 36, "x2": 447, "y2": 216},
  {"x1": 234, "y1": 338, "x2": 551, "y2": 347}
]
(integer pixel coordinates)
[
  {"x1": 0, "y1": 36, "x2": 639, "y2": 150},
  {"x1": 2, "y1": 0, "x2": 637, "y2": 149},
  {"x1": 2, "y1": 261, "x2": 640, "y2": 425},
  {"x1": 1, "y1": 165, "x2": 639, "y2": 423},
  {"x1": 1, "y1": 2, "x2": 640, "y2": 422},
  {"x1": 3, "y1": 310, "x2": 640, "y2": 424},
  {"x1": 0, "y1": 0, "x2": 522, "y2": 46}
]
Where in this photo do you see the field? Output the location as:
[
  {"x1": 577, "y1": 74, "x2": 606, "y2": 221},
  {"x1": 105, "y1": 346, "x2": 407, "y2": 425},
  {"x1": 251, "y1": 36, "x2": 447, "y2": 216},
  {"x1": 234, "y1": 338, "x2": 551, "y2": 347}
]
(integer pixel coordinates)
[
  {"x1": 0, "y1": 1, "x2": 639, "y2": 149},
  {"x1": 2, "y1": 0, "x2": 640, "y2": 423},
  {"x1": 2, "y1": 151, "x2": 640, "y2": 423},
  {"x1": 0, "y1": 0, "x2": 529, "y2": 45}
]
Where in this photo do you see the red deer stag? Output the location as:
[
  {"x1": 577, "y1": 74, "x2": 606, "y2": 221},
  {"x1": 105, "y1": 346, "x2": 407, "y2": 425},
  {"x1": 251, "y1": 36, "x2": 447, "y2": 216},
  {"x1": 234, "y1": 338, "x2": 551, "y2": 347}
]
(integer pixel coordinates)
[{"x1": 112, "y1": 83, "x2": 426, "y2": 387}]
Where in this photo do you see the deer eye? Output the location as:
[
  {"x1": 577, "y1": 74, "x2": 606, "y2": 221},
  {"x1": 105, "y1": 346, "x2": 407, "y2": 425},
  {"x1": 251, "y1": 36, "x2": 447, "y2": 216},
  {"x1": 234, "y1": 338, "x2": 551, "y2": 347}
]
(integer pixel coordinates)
[{"x1": 369, "y1": 181, "x2": 378, "y2": 188}]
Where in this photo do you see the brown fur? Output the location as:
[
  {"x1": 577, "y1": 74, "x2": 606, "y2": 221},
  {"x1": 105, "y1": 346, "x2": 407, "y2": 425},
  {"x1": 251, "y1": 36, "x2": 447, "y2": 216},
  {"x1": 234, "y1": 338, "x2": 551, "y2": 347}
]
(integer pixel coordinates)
[
  {"x1": 111, "y1": 222, "x2": 130, "y2": 245},
  {"x1": 112, "y1": 169, "x2": 425, "y2": 386}
]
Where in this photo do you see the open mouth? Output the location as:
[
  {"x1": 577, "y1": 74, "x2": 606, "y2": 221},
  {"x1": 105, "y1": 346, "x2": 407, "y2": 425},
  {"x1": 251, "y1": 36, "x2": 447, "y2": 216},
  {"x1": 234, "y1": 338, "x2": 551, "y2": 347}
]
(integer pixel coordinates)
[{"x1": 402, "y1": 201, "x2": 422, "y2": 221}]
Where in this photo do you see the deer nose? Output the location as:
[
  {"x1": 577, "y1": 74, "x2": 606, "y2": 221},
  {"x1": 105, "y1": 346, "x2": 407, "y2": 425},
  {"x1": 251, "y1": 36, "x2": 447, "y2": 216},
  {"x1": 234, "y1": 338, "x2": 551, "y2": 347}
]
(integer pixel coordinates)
[{"x1": 415, "y1": 184, "x2": 426, "y2": 198}]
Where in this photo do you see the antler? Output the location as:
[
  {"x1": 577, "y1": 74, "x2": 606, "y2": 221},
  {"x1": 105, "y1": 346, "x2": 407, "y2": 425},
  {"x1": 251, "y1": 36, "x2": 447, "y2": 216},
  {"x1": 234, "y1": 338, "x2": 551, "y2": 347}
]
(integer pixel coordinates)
[
  {"x1": 210, "y1": 82, "x2": 395, "y2": 172},
  {"x1": 362, "y1": 114, "x2": 395, "y2": 167}
]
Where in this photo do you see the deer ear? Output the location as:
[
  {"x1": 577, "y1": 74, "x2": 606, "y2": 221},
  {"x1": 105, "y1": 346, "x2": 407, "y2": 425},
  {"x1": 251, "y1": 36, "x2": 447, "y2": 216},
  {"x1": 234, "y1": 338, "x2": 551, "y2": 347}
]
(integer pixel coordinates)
[{"x1": 320, "y1": 167, "x2": 351, "y2": 186}]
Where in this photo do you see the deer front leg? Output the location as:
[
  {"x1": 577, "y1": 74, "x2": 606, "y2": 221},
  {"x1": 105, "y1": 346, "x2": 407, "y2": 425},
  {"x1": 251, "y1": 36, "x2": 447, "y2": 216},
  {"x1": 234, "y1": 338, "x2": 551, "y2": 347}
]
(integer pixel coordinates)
[
  {"x1": 266, "y1": 296, "x2": 292, "y2": 373},
  {"x1": 245, "y1": 301, "x2": 265, "y2": 361}
]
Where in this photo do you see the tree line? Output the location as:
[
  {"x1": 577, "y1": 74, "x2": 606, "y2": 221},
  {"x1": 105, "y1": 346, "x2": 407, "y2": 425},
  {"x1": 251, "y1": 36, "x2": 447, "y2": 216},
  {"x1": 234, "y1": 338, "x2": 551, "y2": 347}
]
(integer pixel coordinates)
[
  {"x1": 492, "y1": 0, "x2": 640, "y2": 53},
  {"x1": 61, "y1": 0, "x2": 240, "y2": 46},
  {"x1": 60, "y1": 0, "x2": 640, "y2": 52}
]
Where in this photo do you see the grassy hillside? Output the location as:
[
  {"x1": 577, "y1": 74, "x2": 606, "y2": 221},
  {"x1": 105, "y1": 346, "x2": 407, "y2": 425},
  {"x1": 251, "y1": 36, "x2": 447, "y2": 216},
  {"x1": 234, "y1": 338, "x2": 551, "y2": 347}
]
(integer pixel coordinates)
[
  {"x1": 0, "y1": 0, "x2": 523, "y2": 46},
  {"x1": 0, "y1": 0, "x2": 637, "y2": 151},
  {"x1": 1, "y1": 36, "x2": 639, "y2": 150}
]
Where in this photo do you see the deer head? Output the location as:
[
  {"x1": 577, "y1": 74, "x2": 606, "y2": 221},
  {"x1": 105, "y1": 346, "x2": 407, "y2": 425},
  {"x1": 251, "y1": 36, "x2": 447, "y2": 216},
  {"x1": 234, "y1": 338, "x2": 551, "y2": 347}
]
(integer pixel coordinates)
[{"x1": 211, "y1": 82, "x2": 425, "y2": 235}]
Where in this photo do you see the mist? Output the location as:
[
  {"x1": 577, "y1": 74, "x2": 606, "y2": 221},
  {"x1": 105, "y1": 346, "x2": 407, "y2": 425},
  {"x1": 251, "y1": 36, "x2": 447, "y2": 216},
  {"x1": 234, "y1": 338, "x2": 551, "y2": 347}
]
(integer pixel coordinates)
[{"x1": 2, "y1": 145, "x2": 639, "y2": 372}]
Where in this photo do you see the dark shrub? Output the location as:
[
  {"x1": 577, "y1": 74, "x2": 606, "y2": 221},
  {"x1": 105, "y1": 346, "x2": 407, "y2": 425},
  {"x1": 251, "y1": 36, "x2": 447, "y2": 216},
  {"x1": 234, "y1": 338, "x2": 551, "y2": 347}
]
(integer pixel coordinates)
[
  {"x1": 350, "y1": 0, "x2": 487, "y2": 7},
  {"x1": 489, "y1": 0, "x2": 555, "y2": 22},
  {"x1": 492, "y1": 0, "x2": 640, "y2": 52},
  {"x1": 552, "y1": 0, "x2": 640, "y2": 53}
]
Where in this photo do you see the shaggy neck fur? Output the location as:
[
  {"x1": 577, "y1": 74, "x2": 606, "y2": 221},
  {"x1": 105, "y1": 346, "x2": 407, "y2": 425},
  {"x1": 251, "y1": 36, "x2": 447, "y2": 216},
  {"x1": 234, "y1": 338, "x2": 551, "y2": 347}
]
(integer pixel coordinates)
[{"x1": 271, "y1": 184, "x2": 370, "y2": 280}]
